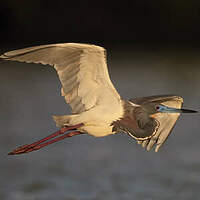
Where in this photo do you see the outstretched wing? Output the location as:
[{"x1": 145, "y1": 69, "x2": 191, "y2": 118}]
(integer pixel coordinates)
[
  {"x1": 0, "y1": 43, "x2": 120, "y2": 114},
  {"x1": 130, "y1": 95, "x2": 183, "y2": 152}
]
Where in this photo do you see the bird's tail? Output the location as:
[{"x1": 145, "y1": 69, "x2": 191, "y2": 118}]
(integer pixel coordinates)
[{"x1": 52, "y1": 115, "x2": 71, "y2": 127}]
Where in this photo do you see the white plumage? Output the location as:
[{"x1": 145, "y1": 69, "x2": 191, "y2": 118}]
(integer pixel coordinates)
[{"x1": 1, "y1": 43, "x2": 124, "y2": 137}]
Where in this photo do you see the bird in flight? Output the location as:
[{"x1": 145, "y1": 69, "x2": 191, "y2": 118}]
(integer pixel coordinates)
[{"x1": 0, "y1": 43, "x2": 197, "y2": 155}]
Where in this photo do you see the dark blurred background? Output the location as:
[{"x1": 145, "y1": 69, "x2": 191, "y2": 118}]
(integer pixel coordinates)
[
  {"x1": 1, "y1": 1, "x2": 200, "y2": 200},
  {"x1": 1, "y1": 0, "x2": 200, "y2": 48}
]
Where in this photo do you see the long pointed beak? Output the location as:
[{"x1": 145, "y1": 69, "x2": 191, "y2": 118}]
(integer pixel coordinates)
[
  {"x1": 161, "y1": 106, "x2": 197, "y2": 113},
  {"x1": 179, "y1": 108, "x2": 198, "y2": 113}
]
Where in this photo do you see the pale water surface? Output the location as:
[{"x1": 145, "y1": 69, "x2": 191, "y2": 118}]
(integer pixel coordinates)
[{"x1": 0, "y1": 48, "x2": 200, "y2": 200}]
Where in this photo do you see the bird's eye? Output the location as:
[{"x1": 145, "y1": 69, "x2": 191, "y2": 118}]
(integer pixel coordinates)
[{"x1": 155, "y1": 105, "x2": 160, "y2": 110}]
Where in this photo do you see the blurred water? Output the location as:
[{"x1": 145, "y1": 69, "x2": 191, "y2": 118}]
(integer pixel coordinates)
[{"x1": 0, "y1": 47, "x2": 200, "y2": 200}]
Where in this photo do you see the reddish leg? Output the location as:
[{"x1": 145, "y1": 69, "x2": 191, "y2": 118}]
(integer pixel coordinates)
[{"x1": 8, "y1": 123, "x2": 84, "y2": 155}]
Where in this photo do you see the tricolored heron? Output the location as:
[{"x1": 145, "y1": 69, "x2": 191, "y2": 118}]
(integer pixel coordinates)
[{"x1": 0, "y1": 43, "x2": 197, "y2": 155}]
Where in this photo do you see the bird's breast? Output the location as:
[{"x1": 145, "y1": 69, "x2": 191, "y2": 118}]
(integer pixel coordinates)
[
  {"x1": 69, "y1": 97, "x2": 124, "y2": 137},
  {"x1": 78, "y1": 123, "x2": 115, "y2": 137}
]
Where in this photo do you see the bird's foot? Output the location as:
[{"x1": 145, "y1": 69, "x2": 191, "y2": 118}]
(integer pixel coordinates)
[{"x1": 8, "y1": 123, "x2": 84, "y2": 155}]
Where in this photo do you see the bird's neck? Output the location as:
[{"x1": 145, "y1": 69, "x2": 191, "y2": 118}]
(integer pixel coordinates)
[{"x1": 111, "y1": 100, "x2": 158, "y2": 140}]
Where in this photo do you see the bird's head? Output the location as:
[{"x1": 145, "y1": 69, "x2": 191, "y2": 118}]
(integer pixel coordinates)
[
  {"x1": 116, "y1": 95, "x2": 198, "y2": 152},
  {"x1": 141, "y1": 102, "x2": 197, "y2": 115}
]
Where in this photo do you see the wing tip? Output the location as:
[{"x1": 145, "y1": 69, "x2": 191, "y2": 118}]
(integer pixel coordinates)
[
  {"x1": 155, "y1": 146, "x2": 159, "y2": 152},
  {"x1": 138, "y1": 138, "x2": 163, "y2": 152},
  {"x1": 0, "y1": 54, "x2": 9, "y2": 60},
  {"x1": 145, "y1": 144, "x2": 161, "y2": 152},
  {"x1": 175, "y1": 96, "x2": 183, "y2": 103}
]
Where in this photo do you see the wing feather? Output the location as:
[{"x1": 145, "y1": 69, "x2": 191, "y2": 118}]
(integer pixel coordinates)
[{"x1": 0, "y1": 43, "x2": 120, "y2": 114}]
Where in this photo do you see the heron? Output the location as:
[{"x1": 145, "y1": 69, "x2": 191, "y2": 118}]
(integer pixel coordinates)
[{"x1": 0, "y1": 43, "x2": 197, "y2": 155}]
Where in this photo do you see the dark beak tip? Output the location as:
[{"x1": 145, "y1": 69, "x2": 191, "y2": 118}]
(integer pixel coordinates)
[
  {"x1": 193, "y1": 110, "x2": 198, "y2": 113},
  {"x1": 182, "y1": 109, "x2": 198, "y2": 113}
]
